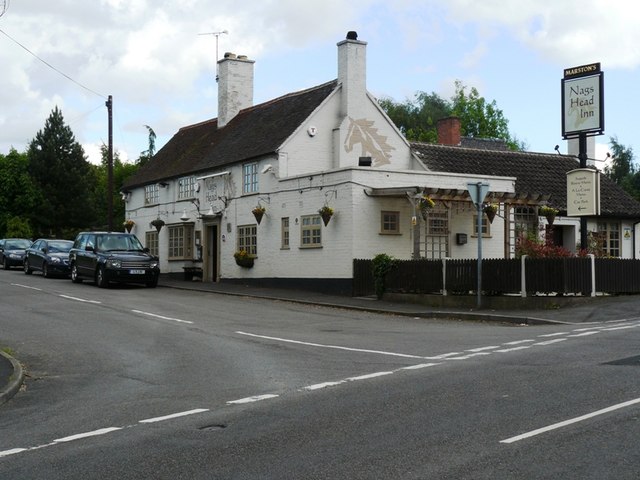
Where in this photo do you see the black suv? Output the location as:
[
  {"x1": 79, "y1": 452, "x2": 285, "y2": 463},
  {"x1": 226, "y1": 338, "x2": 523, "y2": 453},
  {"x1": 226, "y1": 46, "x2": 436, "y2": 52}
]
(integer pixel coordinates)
[{"x1": 69, "y1": 232, "x2": 160, "y2": 288}]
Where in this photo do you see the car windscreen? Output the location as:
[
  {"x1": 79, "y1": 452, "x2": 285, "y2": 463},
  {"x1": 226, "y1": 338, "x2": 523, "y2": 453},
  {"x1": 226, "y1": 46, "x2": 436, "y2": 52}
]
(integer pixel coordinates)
[
  {"x1": 6, "y1": 239, "x2": 32, "y2": 250},
  {"x1": 96, "y1": 234, "x2": 144, "y2": 252},
  {"x1": 48, "y1": 241, "x2": 73, "y2": 253}
]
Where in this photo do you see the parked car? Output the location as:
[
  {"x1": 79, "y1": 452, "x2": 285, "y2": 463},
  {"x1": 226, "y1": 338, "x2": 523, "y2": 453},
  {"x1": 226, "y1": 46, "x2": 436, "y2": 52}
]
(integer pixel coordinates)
[
  {"x1": 24, "y1": 239, "x2": 74, "y2": 278},
  {"x1": 0, "y1": 238, "x2": 33, "y2": 270},
  {"x1": 69, "y1": 232, "x2": 160, "y2": 288}
]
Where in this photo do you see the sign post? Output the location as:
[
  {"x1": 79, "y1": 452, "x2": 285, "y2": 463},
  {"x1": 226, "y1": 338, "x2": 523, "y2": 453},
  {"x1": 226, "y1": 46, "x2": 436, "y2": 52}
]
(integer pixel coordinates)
[
  {"x1": 562, "y1": 63, "x2": 604, "y2": 249},
  {"x1": 467, "y1": 182, "x2": 490, "y2": 308}
]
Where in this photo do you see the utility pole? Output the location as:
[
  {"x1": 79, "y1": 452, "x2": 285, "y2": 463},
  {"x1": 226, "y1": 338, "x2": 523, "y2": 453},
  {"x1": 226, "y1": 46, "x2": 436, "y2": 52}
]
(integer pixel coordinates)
[{"x1": 106, "y1": 95, "x2": 114, "y2": 231}]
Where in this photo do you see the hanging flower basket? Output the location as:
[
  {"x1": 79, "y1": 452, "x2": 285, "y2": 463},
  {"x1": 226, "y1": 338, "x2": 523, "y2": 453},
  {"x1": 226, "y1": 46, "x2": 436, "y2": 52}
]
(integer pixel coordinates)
[
  {"x1": 318, "y1": 206, "x2": 334, "y2": 226},
  {"x1": 150, "y1": 218, "x2": 165, "y2": 233},
  {"x1": 417, "y1": 195, "x2": 435, "y2": 220},
  {"x1": 252, "y1": 206, "x2": 266, "y2": 225},
  {"x1": 539, "y1": 205, "x2": 559, "y2": 225},
  {"x1": 483, "y1": 204, "x2": 498, "y2": 224},
  {"x1": 123, "y1": 219, "x2": 135, "y2": 233},
  {"x1": 234, "y1": 250, "x2": 254, "y2": 268}
]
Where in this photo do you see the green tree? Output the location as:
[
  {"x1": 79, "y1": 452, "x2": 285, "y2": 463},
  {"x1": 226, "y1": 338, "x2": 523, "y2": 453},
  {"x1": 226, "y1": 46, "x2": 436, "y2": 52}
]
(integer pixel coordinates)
[
  {"x1": 27, "y1": 107, "x2": 98, "y2": 237},
  {"x1": 379, "y1": 80, "x2": 526, "y2": 151},
  {"x1": 137, "y1": 125, "x2": 157, "y2": 166},
  {"x1": 0, "y1": 149, "x2": 39, "y2": 237}
]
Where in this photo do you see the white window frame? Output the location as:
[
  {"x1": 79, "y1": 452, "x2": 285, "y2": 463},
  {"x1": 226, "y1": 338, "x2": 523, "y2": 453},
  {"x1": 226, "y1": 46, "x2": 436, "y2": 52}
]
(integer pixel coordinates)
[
  {"x1": 281, "y1": 217, "x2": 290, "y2": 249},
  {"x1": 597, "y1": 221, "x2": 621, "y2": 257},
  {"x1": 144, "y1": 184, "x2": 159, "y2": 205},
  {"x1": 168, "y1": 224, "x2": 194, "y2": 260},
  {"x1": 145, "y1": 231, "x2": 159, "y2": 257},
  {"x1": 300, "y1": 215, "x2": 322, "y2": 248},
  {"x1": 243, "y1": 163, "x2": 259, "y2": 194},
  {"x1": 178, "y1": 176, "x2": 196, "y2": 200},
  {"x1": 472, "y1": 214, "x2": 491, "y2": 237},
  {"x1": 237, "y1": 224, "x2": 257, "y2": 256}
]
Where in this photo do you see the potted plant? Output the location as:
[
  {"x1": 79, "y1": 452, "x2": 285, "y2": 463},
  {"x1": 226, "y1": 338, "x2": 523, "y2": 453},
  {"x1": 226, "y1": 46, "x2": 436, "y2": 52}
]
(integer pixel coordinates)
[
  {"x1": 252, "y1": 205, "x2": 266, "y2": 224},
  {"x1": 318, "y1": 205, "x2": 334, "y2": 226},
  {"x1": 123, "y1": 219, "x2": 135, "y2": 233},
  {"x1": 483, "y1": 203, "x2": 498, "y2": 224},
  {"x1": 417, "y1": 195, "x2": 435, "y2": 220},
  {"x1": 234, "y1": 249, "x2": 254, "y2": 268},
  {"x1": 150, "y1": 218, "x2": 165, "y2": 233},
  {"x1": 539, "y1": 205, "x2": 559, "y2": 225}
]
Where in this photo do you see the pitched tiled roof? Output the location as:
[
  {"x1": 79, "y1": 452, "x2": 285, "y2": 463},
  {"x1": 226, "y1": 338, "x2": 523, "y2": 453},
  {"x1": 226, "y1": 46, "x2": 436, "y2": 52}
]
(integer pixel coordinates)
[
  {"x1": 123, "y1": 80, "x2": 338, "y2": 189},
  {"x1": 412, "y1": 142, "x2": 640, "y2": 218}
]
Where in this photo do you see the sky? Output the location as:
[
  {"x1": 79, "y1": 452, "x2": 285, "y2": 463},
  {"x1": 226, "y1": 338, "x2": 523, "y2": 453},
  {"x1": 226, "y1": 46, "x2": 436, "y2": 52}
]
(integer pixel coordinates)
[{"x1": 1, "y1": 0, "x2": 638, "y2": 166}]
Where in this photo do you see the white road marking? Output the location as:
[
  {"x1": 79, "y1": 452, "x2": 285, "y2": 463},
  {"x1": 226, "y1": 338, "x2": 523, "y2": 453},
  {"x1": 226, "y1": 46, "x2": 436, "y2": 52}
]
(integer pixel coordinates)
[
  {"x1": 54, "y1": 427, "x2": 122, "y2": 443},
  {"x1": 533, "y1": 338, "x2": 567, "y2": 346},
  {"x1": 568, "y1": 331, "x2": 600, "y2": 337},
  {"x1": 400, "y1": 363, "x2": 441, "y2": 370},
  {"x1": 537, "y1": 332, "x2": 568, "y2": 337},
  {"x1": 503, "y1": 339, "x2": 535, "y2": 345},
  {"x1": 132, "y1": 309, "x2": 193, "y2": 324},
  {"x1": 303, "y1": 381, "x2": 346, "y2": 391},
  {"x1": 236, "y1": 331, "x2": 425, "y2": 359},
  {"x1": 10, "y1": 283, "x2": 42, "y2": 291},
  {"x1": 500, "y1": 397, "x2": 640, "y2": 444},
  {"x1": 0, "y1": 448, "x2": 28, "y2": 458},
  {"x1": 139, "y1": 409, "x2": 209, "y2": 423},
  {"x1": 602, "y1": 325, "x2": 639, "y2": 331},
  {"x1": 496, "y1": 346, "x2": 531, "y2": 353},
  {"x1": 467, "y1": 346, "x2": 500, "y2": 352},
  {"x1": 227, "y1": 394, "x2": 279, "y2": 405},
  {"x1": 346, "y1": 371, "x2": 394, "y2": 381},
  {"x1": 59, "y1": 294, "x2": 101, "y2": 304}
]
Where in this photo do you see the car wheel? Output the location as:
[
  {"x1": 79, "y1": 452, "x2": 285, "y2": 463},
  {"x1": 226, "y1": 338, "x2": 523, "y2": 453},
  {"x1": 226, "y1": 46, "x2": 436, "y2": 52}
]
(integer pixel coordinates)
[
  {"x1": 24, "y1": 260, "x2": 33, "y2": 275},
  {"x1": 146, "y1": 277, "x2": 158, "y2": 288},
  {"x1": 71, "y1": 264, "x2": 83, "y2": 283},
  {"x1": 43, "y1": 263, "x2": 50, "y2": 278},
  {"x1": 96, "y1": 267, "x2": 109, "y2": 288}
]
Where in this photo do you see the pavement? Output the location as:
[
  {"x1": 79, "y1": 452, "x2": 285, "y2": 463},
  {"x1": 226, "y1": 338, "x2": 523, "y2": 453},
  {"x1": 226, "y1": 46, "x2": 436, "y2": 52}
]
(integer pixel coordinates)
[{"x1": 3, "y1": 275, "x2": 640, "y2": 405}]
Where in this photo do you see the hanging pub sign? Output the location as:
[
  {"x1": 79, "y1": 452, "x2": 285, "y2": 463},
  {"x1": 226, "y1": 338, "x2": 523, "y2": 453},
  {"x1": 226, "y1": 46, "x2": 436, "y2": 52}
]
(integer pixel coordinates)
[{"x1": 561, "y1": 62, "x2": 604, "y2": 139}]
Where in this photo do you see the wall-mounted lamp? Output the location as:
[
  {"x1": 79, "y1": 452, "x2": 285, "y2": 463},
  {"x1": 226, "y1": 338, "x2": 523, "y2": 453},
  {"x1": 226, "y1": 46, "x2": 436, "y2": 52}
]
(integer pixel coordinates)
[
  {"x1": 180, "y1": 209, "x2": 189, "y2": 221},
  {"x1": 158, "y1": 182, "x2": 169, "y2": 188},
  {"x1": 261, "y1": 164, "x2": 273, "y2": 174}
]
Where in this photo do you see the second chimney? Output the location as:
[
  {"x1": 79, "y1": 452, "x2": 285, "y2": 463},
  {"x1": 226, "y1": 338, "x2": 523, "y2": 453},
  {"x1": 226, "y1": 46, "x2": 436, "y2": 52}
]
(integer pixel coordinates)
[
  {"x1": 217, "y1": 52, "x2": 255, "y2": 128},
  {"x1": 436, "y1": 117, "x2": 461, "y2": 146}
]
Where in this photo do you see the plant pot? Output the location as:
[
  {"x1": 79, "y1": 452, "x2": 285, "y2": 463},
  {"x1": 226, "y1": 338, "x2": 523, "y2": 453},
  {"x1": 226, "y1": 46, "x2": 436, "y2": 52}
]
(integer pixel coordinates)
[
  {"x1": 151, "y1": 219, "x2": 165, "y2": 233},
  {"x1": 545, "y1": 213, "x2": 556, "y2": 225},
  {"x1": 419, "y1": 207, "x2": 430, "y2": 221},
  {"x1": 320, "y1": 211, "x2": 333, "y2": 226},
  {"x1": 124, "y1": 224, "x2": 133, "y2": 233},
  {"x1": 485, "y1": 209, "x2": 496, "y2": 224},
  {"x1": 235, "y1": 257, "x2": 254, "y2": 268},
  {"x1": 253, "y1": 210, "x2": 265, "y2": 224}
]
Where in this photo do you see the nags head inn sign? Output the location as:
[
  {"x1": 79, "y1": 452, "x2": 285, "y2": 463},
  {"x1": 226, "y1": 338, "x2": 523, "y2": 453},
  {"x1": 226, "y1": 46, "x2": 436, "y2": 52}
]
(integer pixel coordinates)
[{"x1": 562, "y1": 62, "x2": 604, "y2": 138}]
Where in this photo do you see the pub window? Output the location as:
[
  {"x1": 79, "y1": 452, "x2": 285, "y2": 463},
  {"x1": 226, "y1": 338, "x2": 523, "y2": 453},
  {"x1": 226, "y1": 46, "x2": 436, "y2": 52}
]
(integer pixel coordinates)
[
  {"x1": 168, "y1": 224, "x2": 194, "y2": 260},
  {"x1": 300, "y1": 215, "x2": 322, "y2": 248},
  {"x1": 178, "y1": 176, "x2": 196, "y2": 199},
  {"x1": 144, "y1": 184, "x2": 159, "y2": 205},
  {"x1": 472, "y1": 214, "x2": 491, "y2": 237},
  {"x1": 237, "y1": 224, "x2": 257, "y2": 256},
  {"x1": 145, "y1": 231, "x2": 159, "y2": 257},
  {"x1": 381, "y1": 211, "x2": 400, "y2": 234},
  {"x1": 243, "y1": 163, "x2": 259, "y2": 194},
  {"x1": 281, "y1": 217, "x2": 290, "y2": 249}
]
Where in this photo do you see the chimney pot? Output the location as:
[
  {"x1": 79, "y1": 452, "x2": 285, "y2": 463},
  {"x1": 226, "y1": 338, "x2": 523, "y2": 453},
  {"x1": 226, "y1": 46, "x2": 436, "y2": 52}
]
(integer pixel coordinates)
[{"x1": 346, "y1": 31, "x2": 358, "y2": 40}]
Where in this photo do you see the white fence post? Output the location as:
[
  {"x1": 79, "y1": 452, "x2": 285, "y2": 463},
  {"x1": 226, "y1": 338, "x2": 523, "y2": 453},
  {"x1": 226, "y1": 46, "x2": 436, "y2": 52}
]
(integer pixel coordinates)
[
  {"x1": 521, "y1": 254, "x2": 528, "y2": 298},
  {"x1": 442, "y1": 258, "x2": 448, "y2": 296},
  {"x1": 589, "y1": 254, "x2": 596, "y2": 297}
]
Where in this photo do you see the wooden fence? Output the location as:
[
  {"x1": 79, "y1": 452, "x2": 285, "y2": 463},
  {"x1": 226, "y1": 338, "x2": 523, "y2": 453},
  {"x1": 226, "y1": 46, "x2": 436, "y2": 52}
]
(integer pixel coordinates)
[{"x1": 352, "y1": 257, "x2": 640, "y2": 297}]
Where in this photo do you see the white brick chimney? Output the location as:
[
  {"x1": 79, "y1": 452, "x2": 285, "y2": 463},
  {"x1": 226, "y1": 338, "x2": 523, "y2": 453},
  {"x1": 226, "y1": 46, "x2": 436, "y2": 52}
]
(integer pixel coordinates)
[
  {"x1": 337, "y1": 31, "x2": 367, "y2": 117},
  {"x1": 217, "y1": 53, "x2": 255, "y2": 128}
]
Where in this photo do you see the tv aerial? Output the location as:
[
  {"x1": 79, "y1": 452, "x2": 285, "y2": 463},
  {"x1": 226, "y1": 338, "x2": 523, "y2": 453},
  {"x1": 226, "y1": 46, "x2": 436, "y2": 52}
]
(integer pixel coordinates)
[
  {"x1": 198, "y1": 29, "x2": 228, "y2": 81},
  {"x1": 0, "y1": 0, "x2": 10, "y2": 18}
]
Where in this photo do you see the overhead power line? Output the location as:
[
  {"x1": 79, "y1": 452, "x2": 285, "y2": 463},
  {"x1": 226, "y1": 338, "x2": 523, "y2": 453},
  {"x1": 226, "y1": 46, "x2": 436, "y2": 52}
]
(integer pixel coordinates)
[{"x1": 0, "y1": 27, "x2": 106, "y2": 99}]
